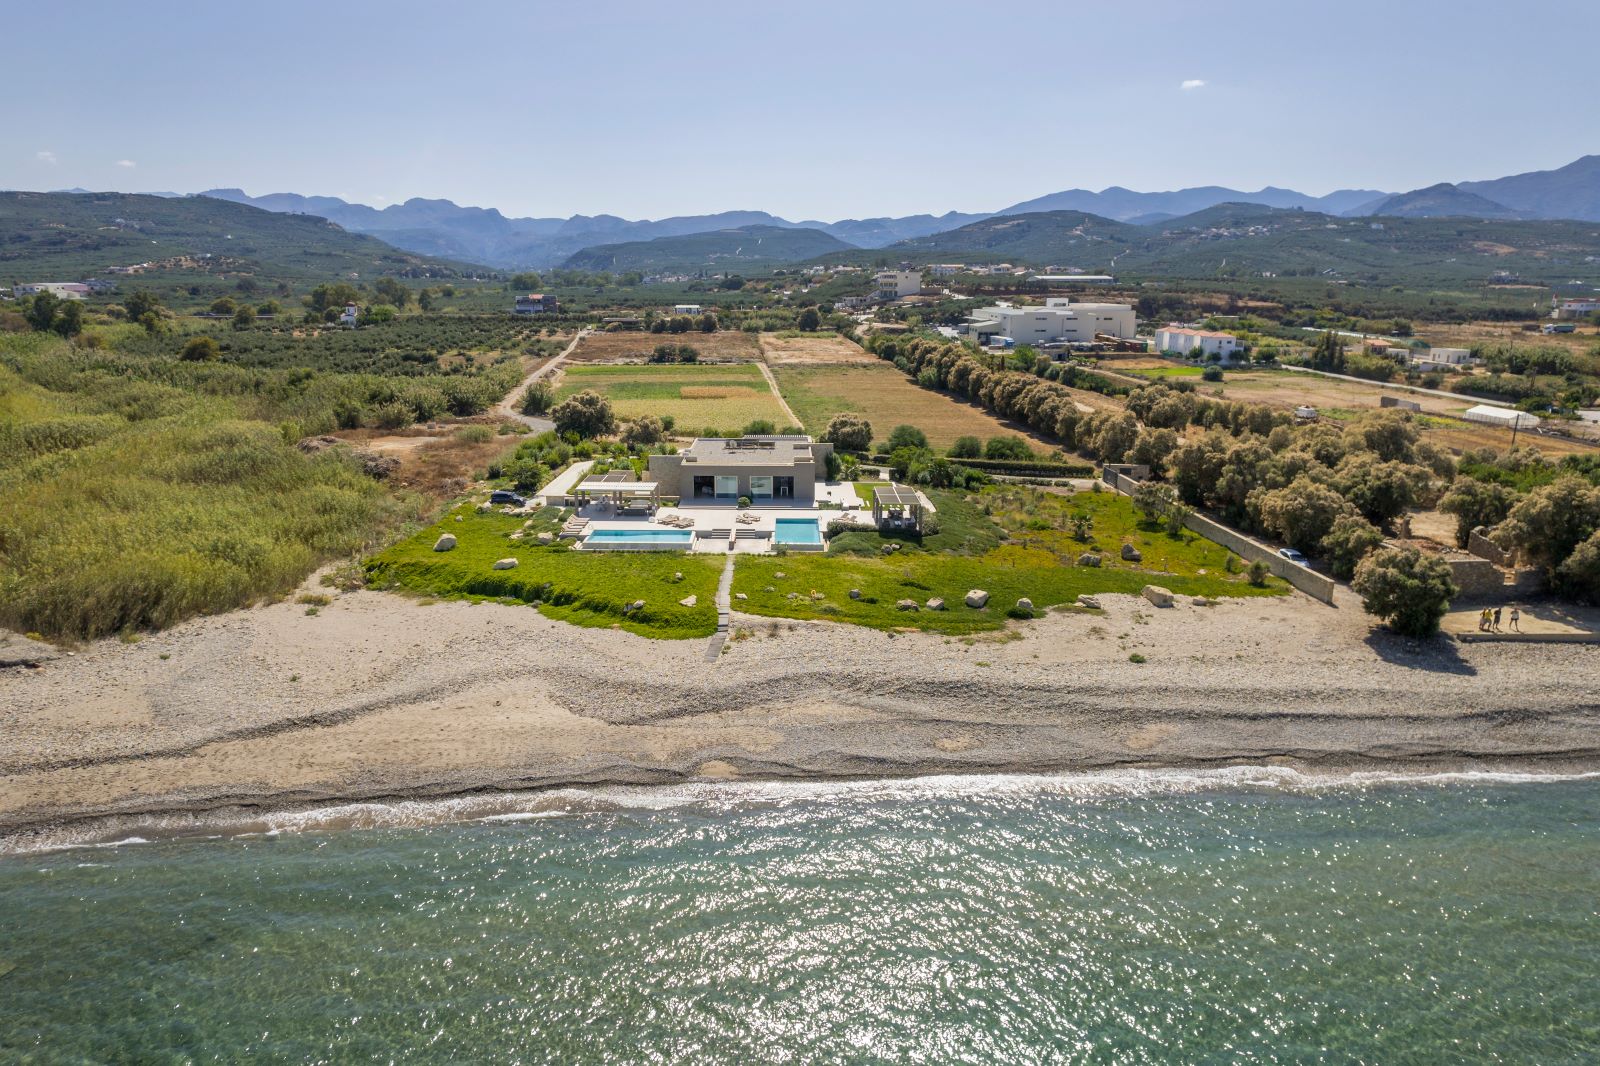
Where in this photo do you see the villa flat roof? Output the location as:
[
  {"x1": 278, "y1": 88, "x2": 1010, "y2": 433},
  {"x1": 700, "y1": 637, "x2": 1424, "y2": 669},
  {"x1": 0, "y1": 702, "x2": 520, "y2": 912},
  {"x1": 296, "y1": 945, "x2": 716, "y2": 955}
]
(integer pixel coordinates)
[{"x1": 681, "y1": 436, "x2": 816, "y2": 465}]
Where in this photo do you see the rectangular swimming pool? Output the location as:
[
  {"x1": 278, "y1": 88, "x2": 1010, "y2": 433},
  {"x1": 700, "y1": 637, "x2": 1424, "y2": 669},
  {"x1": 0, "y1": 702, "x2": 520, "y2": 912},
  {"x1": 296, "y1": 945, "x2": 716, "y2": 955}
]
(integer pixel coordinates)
[
  {"x1": 584, "y1": 528, "x2": 694, "y2": 550},
  {"x1": 773, "y1": 518, "x2": 823, "y2": 545}
]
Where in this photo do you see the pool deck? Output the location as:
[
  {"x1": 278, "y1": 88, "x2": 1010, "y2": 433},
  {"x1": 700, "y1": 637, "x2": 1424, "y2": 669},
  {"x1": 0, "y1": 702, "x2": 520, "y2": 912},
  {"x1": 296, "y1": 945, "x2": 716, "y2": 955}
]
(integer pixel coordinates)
[{"x1": 575, "y1": 482, "x2": 869, "y2": 554}]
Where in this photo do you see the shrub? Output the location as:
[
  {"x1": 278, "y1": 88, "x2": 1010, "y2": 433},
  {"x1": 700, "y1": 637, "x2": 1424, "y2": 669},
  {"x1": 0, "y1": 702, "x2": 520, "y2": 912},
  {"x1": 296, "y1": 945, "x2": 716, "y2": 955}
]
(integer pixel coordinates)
[
  {"x1": 1247, "y1": 560, "x2": 1270, "y2": 587},
  {"x1": 1256, "y1": 476, "x2": 1350, "y2": 554},
  {"x1": 887, "y1": 424, "x2": 929, "y2": 452},
  {"x1": 1557, "y1": 529, "x2": 1600, "y2": 604},
  {"x1": 180, "y1": 336, "x2": 222, "y2": 362},
  {"x1": 1352, "y1": 546, "x2": 1458, "y2": 637},
  {"x1": 948, "y1": 435, "x2": 982, "y2": 459},
  {"x1": 984, "y1": 436, "x2": 1032, "y2": 460},
  {"x1": 1201, "y1": 365, "x2": 1224, "y2": 382},
  {"x1": 519, "y1": 381, "x2": 554, "y2": 416},
  {"x1": 621, "y1": 415, "x2": 666, "y2": 448},
  {"x1": 1438, "y1": 477, "x2": 1516, "y2": 548},
  {"x1": 744, "y1": 419, "x2": 777, "y2": 436},
  {"x1": 1321, "y1": 513, "x2": 1385, "y2": 580}
]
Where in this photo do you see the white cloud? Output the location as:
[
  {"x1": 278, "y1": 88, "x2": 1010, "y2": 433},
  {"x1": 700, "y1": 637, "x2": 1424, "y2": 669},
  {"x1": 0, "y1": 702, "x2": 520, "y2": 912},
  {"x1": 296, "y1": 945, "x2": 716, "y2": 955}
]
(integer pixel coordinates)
[
  {"x1": 116, "y1": 159, "x2": 137, "y2": 168},
  {"x1": 36, "y1": 149, "x2": 58, "y2": 164},
  {"x1": 1180, "y1": 79, "x2": 1206, "y2": 91}
]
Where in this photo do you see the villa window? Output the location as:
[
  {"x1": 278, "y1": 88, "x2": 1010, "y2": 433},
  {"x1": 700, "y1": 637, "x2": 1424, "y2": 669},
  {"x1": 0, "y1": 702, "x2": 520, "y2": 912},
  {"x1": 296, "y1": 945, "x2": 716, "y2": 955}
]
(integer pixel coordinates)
[{"x1": 750, "y1": 476, "x2": 773, "y2": 498}]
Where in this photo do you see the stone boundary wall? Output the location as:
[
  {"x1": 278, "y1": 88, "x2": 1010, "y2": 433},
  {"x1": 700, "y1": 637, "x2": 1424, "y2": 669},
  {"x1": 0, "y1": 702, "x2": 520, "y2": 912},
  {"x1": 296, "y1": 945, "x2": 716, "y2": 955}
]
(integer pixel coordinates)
[{"x1": 1102, "y1": 468, "x2": 1338, "y2": 605}]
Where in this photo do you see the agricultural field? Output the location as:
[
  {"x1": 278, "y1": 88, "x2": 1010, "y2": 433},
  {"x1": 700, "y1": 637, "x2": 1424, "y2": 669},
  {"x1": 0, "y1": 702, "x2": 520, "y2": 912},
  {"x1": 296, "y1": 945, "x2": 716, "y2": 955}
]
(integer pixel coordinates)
[
  {"x1": 773, "y1": 363, "x2": 1050, "y2": 451},
  {"x1": 757, "y1": 332, "x2": 874, "y2": 365},
  {"x1": 1418, "y1": 320, "x2": 1600, "y2": 359},
  {"x1": 565, "y1": 330, "x2": 761, "y2": 363},
  {"x1": 733, "y1": 488, "x2": 1283, "y2": 635},
  {"x1": 1163, "y1": 367, "x2": 1598, "y2": 457},
  {"x1": 553, "y1": 362, "x2": 792, "y2": 432}
]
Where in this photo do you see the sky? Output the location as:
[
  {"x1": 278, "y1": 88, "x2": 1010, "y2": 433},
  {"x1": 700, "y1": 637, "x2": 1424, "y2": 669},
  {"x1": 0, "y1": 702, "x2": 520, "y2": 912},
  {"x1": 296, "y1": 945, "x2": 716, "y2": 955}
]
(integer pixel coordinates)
[{"x1": 5, "y1": 0, "x2": 1598, "y2": 222}]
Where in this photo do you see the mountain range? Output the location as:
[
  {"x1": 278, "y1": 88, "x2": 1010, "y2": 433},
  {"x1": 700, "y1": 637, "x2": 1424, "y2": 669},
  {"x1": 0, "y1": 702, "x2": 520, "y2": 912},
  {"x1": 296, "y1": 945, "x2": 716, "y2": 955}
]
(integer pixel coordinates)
[{"x1": 185, "y1": 156, "x2": 1600, "y2": 271}]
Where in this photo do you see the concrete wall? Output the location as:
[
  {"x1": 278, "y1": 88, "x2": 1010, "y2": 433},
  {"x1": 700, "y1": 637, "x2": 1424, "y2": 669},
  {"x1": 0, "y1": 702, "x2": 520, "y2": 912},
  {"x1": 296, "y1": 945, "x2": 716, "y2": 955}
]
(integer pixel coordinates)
[
  {"x1": 1102, "y1": 468, "x2": 1338, "y2": 604},
  {"x1": 1380, "y1": 396, "x2": 1422, "y2": 412}
]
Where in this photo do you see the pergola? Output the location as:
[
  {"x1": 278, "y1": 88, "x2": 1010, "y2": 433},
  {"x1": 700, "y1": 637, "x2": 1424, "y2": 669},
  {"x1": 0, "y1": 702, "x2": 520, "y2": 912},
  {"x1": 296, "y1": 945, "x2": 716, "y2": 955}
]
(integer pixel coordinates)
[
  {"x1": 871, "y1": 485, "x2": 924, "y2": 534},
  {"x1": 574, "y1": 471, "x2": 660, "y2": 512}
]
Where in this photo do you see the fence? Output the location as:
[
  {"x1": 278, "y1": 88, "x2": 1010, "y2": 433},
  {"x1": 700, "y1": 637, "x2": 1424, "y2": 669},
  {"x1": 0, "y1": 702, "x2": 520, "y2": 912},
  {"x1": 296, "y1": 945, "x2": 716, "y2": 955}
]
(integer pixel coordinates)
[{"x1": 1102, "y1": 468, "x2": 1338, "y2": 605}]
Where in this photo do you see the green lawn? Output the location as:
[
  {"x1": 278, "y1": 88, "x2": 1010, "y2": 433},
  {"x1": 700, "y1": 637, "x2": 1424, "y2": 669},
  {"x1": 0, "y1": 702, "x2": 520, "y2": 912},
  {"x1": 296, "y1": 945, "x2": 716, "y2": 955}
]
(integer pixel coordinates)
[
  {"x1": 732, "y1": 488, "x2": 1283, "y2": 634},
  {"x1": 365, "y1": 504, "x2": 723, "y2": 638},
  {"x1": 554, "y1": 363, "x2": 791, "y2": 433}
]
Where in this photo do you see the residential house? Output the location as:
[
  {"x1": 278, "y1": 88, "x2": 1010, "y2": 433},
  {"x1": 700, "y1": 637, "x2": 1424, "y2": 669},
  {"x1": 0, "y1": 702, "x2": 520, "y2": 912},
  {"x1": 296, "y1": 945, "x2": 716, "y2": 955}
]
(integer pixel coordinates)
[
  {"x1": 339, "y1": 303, "x2": 359, "y2": 327},
  {"x1": 928, "y1": 264, "x2": 965, "y2": 277},
  {"x1": 1406, "y1": 346, "x2": 1478, "y2": 370},
  {"x1": 1552, "y1": 297, "x2": 1600, "y2": 320},
  {"x1": 672, "y1": 304, "x2": 703, "y2": 316},
  {"x1": 1156, "y1": 325, "x2": 1242, "y2": 359},
  {"x1": 513, "y1": 293, "x2": 558, "y2": 315},
  {"x1": 874, "y1": 270, "x2": 921, "y2": 301},
  {"x1": 13, "y1": 282, "x2": 89, "y2": 300},
  {"x1": 647, "y1": 435, "x2": 833, "y2": 506}
]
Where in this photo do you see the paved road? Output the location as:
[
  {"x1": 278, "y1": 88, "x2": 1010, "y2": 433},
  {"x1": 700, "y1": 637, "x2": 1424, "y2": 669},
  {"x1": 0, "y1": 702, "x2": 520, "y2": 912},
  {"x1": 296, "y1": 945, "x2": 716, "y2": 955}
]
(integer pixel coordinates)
[{"x1": 492, "y1": 328, "x2": 590, "y2": 433}]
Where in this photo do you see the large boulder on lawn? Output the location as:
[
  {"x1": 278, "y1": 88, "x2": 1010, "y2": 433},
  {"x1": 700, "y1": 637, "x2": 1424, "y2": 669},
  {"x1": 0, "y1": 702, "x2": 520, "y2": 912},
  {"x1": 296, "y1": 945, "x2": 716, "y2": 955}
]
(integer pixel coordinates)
[
  {"x1": 1120, "y1": 543, "x2": 1142, "y2": 562},
  {"x1": 1016, "y1": 597, "x2": 1033, "y2": 612},
  {"x1": 965, "y1": 589, "x2": 990, "y2": 608},
  {"x1": 536, "y1": 531, "x2": 554, "y2": 545},
  {"x1": 1077, "y1": 595, "x2": 1101, "y2": 610},
  {"x1": 678, "y1": 595, "x2": 697, "y2": 607},
  {"x1": 1141, "y1": 584, "x2": 1175, "y2": 607},
  {"x1": 848, "y1": 588, "x2": 861, "y2": 599},
  {"x1": 433, "y1": 534, "x2": 457, "y2": 552},
  {"x1": 1077, "y1": 553, "x2": 1101, "y2": 567},
  {"x1": 476, "y1": 503, "x2": 492, "y2": 514},
  {"x1": 926, "y1": 597, "x2": 945, "y2": 611},
  {"x1": 492, "y1": 557, "x2": 519, "y2": 570},
  {"x1": 896, "y1": 598, "x2": 920, "y2": 611}
]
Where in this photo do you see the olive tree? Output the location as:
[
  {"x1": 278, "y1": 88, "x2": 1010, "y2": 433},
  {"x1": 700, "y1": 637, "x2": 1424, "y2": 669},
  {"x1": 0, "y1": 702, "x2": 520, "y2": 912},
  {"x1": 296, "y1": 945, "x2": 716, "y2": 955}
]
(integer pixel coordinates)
[
  {"x1": 1438, "y1": 477, "x2": 1517, "y2": 548},
  {"x1": 1352, "y1": 546, "x2": 1458, "y2": 637},
  {"x1": 820, "y1": 412, "x2": 872, "y2": 453},
  {"x1": 1321, "y1": 513, "x2": 1385, "y2": 580},
  {"x1": 1493, "y1": 476, "x2": 1600, "y2": 572},
  {"x1": 551, "y1": 389, "x2": 616, "y2": 439},
  {"x1": 1255, "y1": 476, "x2": 1349, "y2": 555}
]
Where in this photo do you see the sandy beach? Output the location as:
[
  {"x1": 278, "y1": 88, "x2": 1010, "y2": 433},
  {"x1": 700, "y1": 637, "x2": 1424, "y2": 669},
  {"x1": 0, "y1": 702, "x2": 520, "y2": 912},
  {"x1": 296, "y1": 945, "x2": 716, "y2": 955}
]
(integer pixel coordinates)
[{"x1": 2, "y1": 583, "x2": 1598, "y2": 848}]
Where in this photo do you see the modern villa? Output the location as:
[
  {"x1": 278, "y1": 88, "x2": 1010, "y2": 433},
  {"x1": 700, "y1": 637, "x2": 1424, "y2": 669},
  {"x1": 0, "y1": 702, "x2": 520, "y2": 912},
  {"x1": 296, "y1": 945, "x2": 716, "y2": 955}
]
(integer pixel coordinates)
[{"x1": 647, "y1": 435, "x2": 833, "y2": 506}]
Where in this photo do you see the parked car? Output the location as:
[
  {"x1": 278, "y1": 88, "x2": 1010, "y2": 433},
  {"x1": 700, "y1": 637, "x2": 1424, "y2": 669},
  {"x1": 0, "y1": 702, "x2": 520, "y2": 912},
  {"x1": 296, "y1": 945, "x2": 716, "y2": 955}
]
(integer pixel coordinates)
[
  {"x1": 490, "y1": 490, "x2": 527, "y2": 506},
  {"x1": 1277, "y1": 548, "x2": 1308, "y2": 566}
]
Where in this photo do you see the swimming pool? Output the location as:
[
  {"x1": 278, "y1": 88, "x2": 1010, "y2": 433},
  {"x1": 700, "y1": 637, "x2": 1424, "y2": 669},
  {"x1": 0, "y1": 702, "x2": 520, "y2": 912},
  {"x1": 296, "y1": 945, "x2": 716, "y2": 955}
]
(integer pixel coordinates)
[
  {"x1": 584, "y1": 528, "x2": 694, "y2": 549},
  {"x1": 773, "y1": 518, "x2": 823, "y2": 545}
]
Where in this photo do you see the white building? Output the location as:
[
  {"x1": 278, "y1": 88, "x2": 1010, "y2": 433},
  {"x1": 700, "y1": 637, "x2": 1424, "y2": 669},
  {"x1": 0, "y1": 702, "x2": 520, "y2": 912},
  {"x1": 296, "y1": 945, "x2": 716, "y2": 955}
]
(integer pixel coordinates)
[
  {"x1": 339, "y1": 303, "x2": 359, "y2": 327},
  {"x1": 833, "y1": 295, "x2": 872, "y2": 311},
  {"x1": 874, "y1": 270, "x2": 921, "y2": 301},
  {"x1": 1552, "y1": 297, "x2": 1600, "y2": 320},
  {"x1": 1156, "y1": 325, "x2": 1242, "y2": 359},
  {"x1": 14, "y1": 282, "x2": 88, "y2": 300},
  {"x1": 672, "y1": 303, "x2": 702, "y2": 316},
  {"x1": 965, "y1": 297, "x2": 1136, "y2": 346},
  {"x1": 928, "y1": 264, "x2": 965, "y2": 277},
  {"x1": 1406, "y1": 346, "x2": 1477, "y2": 370}
]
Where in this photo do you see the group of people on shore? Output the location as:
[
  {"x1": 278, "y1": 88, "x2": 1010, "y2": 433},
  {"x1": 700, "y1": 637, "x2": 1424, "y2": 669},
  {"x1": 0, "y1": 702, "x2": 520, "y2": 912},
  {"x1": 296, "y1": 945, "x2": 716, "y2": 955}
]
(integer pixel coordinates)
[{"x1": 1478, "y1": 605, "x2": 1522, "y2": 633}]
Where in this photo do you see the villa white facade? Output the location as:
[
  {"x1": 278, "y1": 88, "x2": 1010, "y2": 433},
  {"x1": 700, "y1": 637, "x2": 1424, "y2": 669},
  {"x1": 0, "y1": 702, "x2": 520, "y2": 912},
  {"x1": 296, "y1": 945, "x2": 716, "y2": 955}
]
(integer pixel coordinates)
[
  {"x1": 1156, "y1": 326, "x2": 1242, "y2": 359},
  {"x1": 875, "y1": 270, "x2": 922, "y2": 301}
]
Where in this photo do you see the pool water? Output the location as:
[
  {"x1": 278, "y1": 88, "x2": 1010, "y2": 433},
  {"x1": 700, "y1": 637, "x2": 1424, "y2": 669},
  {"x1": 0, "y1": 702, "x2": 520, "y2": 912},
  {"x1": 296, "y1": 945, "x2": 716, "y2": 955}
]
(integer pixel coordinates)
[
  {"x1": 773, "y1": 518, "x2": 822, "y2": 545},
  {"x1": 585, "y1": 528, "x2": 694, "y2": 547}
]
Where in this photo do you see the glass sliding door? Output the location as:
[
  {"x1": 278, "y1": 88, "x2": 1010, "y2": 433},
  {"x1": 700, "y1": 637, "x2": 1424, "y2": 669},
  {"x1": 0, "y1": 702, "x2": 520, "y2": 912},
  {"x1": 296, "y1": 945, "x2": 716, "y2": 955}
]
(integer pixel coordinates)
[
  {"x1": 715, "y1": 475, "x2": 739, "y2": 498},
  {"x1": 750, "y1": 476, "x2": 773, "y2": 498}
]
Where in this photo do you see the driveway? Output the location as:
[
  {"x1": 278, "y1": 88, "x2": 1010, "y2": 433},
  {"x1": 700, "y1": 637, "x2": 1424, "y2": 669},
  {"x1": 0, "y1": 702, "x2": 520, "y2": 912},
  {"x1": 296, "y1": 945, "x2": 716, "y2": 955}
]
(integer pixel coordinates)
[{"x1": 493, "y1": 327, "x2": 590, "y2": 433}]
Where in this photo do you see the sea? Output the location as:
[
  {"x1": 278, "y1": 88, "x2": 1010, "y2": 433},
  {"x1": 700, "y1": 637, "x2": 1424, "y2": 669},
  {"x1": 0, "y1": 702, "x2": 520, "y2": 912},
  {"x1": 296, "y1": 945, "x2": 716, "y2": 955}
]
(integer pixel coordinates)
[{"x1": 2, "y1": 768, "x2": 1597, "y2": 1063}]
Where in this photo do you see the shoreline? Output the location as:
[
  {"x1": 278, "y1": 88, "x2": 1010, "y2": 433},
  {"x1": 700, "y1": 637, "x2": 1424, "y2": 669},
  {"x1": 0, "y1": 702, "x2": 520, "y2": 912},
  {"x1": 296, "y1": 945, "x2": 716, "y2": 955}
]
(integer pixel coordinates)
[{"x1": 4, "y1": 584, "x2": 1598, "y2": 851}]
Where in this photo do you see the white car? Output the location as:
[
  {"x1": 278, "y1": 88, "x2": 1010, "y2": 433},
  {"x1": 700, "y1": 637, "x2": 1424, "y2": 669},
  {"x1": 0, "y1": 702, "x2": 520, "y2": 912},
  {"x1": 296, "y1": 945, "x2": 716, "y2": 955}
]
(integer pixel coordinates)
[{"x1": 1277, "y1": 548, "x2": 1309, "y2": 566}]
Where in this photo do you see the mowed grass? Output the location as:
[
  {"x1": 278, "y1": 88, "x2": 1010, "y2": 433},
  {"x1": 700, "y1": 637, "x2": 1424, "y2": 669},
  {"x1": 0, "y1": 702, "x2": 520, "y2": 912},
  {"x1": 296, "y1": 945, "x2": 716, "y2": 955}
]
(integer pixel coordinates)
[
  {"x1": 365, "y1": 503, "x2": 722, "y2": 638},
  {"x1": 731, "y1": 488, "x2": 1283, "y2": 634},
  {"x1": 555, "y1": 363, "x2": 791, "y2": 432},
  {"x1": 772, "y1": 363, "x2": 1044, "y2": 450}
]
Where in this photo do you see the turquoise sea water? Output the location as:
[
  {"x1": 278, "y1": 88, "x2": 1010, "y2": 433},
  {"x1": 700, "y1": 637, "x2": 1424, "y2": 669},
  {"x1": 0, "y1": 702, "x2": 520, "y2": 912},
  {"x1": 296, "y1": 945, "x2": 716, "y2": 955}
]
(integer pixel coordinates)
[{"x1": 2, "y1": 770, "x2": 1598, "y2": 1063}]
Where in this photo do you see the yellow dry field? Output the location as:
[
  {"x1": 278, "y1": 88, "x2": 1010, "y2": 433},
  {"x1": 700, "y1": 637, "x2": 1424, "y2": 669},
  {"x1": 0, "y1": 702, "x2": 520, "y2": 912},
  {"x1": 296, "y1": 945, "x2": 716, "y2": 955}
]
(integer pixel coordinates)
[
  {"x1": 772, "y1": 363, "x2": 1053, "y2": 450},
  {"x1": 1183, "y1": 370, "x2": 1597, "y2": 456},
  {"x1": 1418, "y1": 320, "x2": 1600, "y2": 358},
  {"x1": 566, "y1": 331, "x2": 761, "y2": 362},
  {"x1": 758, "y1": 333, "x2": 876, "y2": 365}
]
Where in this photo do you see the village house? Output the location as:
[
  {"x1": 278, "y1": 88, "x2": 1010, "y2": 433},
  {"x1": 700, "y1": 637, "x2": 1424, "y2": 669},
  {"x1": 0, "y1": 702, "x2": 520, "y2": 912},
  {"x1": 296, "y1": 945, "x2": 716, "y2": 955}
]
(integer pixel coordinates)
[
  {"x1": 513, "y1": 293, "x2": 558, "y2": 315},
  {"x1": 1156, "y1": 325, "x2": 1242, "y2": 360},
  {"x1": 874, "y1": 270, "x2": 922, "y2": 301}
]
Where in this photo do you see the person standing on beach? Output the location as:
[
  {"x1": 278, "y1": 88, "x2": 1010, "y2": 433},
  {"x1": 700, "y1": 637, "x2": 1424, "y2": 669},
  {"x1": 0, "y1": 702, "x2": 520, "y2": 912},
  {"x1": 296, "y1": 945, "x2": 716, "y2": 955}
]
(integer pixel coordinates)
[
  {"x1": 1510, "y1": 606, "x2": 1521, "y2": 632},
  {"x1": 1493, "y1": 606, "x2": 1503, "y2": 632},
  {"x1": 1479, "y1": 607, "x2": 1491, "y2": 631}
]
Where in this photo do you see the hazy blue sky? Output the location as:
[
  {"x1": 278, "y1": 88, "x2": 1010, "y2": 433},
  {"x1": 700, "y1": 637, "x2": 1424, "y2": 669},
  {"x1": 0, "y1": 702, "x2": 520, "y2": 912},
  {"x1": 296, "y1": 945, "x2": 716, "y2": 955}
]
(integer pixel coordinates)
[{"x1": 5, "y1": 0, "x2": 1596, "y2": 220}]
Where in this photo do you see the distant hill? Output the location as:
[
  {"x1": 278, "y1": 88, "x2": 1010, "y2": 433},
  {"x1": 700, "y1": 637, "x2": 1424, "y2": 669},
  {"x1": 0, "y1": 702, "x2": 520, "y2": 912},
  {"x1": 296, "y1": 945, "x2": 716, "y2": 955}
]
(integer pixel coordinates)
[
  {"x1": 1360, "y1": 183, "x2": 1531, "y2": 220},
  {"x1": 1459, "y1": 155, "x2": 1600, "y2": 222},
  {"x1": 0, "y1": 191, "x2": 476, "y2": 285},
  {"x1": 888, "y1": 211, "x2": 1143, "y2": 263},
  {"x1": 996, "y1": 184, "x2": 1387, "y2": 221},
  {"x1": 870, "y1": 204, "x2": 1600, "y2": 285},
  {"x1": 561, "y1": 225, "x2": 856, "y2": 272}
]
